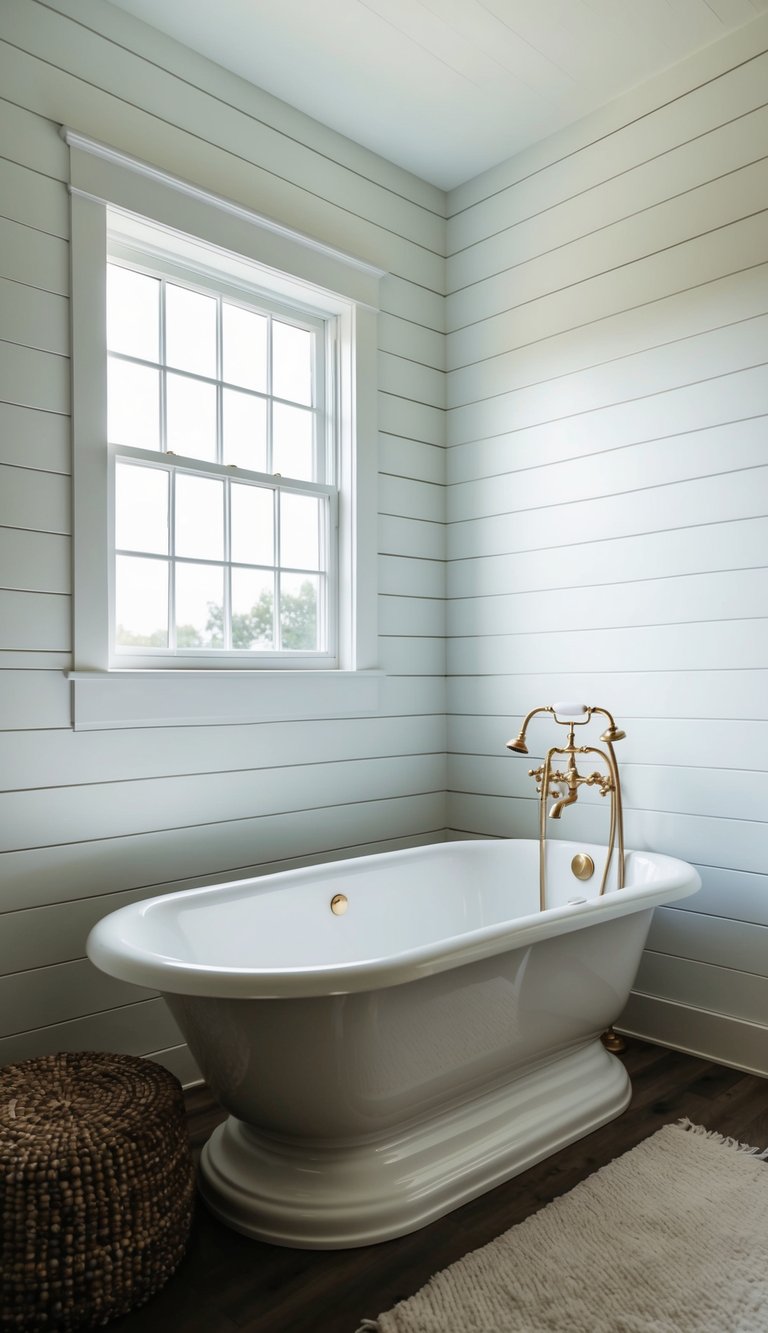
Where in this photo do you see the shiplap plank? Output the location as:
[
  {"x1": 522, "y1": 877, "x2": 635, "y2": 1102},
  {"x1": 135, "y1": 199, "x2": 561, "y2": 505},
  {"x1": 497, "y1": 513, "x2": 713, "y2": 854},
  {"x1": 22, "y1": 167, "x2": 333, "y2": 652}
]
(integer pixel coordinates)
[
  {"x1": 379, "y1": 554, "x2": 445, "y2": 597},
  {"x1": 0, "y1": 997, "x2": 180, "y2": 1068},
  {"x1": 446, "y1": 794, "x2": 768, "y2": 878},
  {"x1": 0, "y1": 276, "x2": 69, "y2": 355},
  {"x1": 449, "y1": 263, "x2": 768, "y2": 402},
  {"x1": 0, "y1": 343, "x2": 69, "y2": 415},
  {"x1": 448, "y1": 314, "x2": 768, "y2": 447},
  {"x1": 0, "y1": 98, "x2": 68, "y2": 178},
  {"x1": 647, "y1": 905, "x2": 768, "y2": 974},
  {"x1": 448, "y1": 158, "x2": 768, "y2": 331},
  {"x1": 0, "y1": 792, "x2": 446, "y2": 911},
  {"x1": 448, "y1": 754, "x2": 767, "y2": 824},
  {"x1": 449, "y1": 45, "x2": 768, "y2": 241},
  {"x1": 0, "y1": 215, "x2": 69, "y2": 295},
  {"x1": 379, "y1": 596, "x2": 445, "y2": 638},
  {"x1": 634, "y1": 952, "x2": 768, "y2": 1026},
  {"x1": 0, "y1": 529, "x2": 70, "y2": 594},
  {"x1": 449, "y1": 468, "x2": 768, "y2": 560},
  {"x1": 0, "y1": 754, "x2": 444, "y2": 852},
  {"x1": 448, "y1": 670, "x2": 768, "y2": 723},
  {"x1": 0, "y1": 670, "x2": 70, "y2": 730},
  {"x1": 449, "y1": 103, "x2": 768, "y2": 293},
  {"x1": 448, "y1": 567, "x2": 768, "y2": 638},
  {"x1": 380, "y1": 635, "x2": 445, "y2": 676},
  {"x1": 448, "y1": 212, "x2": 768, "y2": 371},
  {"x1": 449, "y1": 514, "x2": 768, "y2": 601},
  {"x1": 0, "y1": 402, "x2": 70, "y2": 474},
  {"x1": 380, "y1": 435, "x2": 446, "y2": 486},
  {"x1": 153, "y1": 1045, "x2": 201, "y2": 1088},
  {"x1": 0, "y1": 154, "x2": 68, "y2": 238},
  {"x1": 618, "y1": 993, "x2": 768, "y2": 1077},
  {"x1": 448, "y1": 716, "x2": 768, "y2": 775},
  {"x1": 379, "y1": 315, "x2": 445, "y2": 372},
  {"x1": 0, "y1": 464, "x2": 70, "y2": 533},
  {"x1": 379, "y1": 352, "x2": 445, "y2": 410},
  {"x1": 379, "y1": 474, "x2": 444, "y2": 523},
  {"x1": 0, "y1": 829, "x2": 448, "y2": 975},
  {"x1": 379, "y1": 394, "x2": 445, "y2": 448},
  {"x1": 449, "y1": 618, "x2": 768, "y2": 676},
  {"x1": 674, "y1": 866, "x2": 768, "y2": 928},
  {"x1": 0, "y1": 590, "x2": 70, "y2": 652},
  {"x1": 380, "y1": 516, "x2": 445, "y2": 562},
  {"x1": 0, "y1": 714, "x2": 443, "y2": 792},
  {"x1": 0, "y1": 958, "x2": 154, "y2": 1038}
]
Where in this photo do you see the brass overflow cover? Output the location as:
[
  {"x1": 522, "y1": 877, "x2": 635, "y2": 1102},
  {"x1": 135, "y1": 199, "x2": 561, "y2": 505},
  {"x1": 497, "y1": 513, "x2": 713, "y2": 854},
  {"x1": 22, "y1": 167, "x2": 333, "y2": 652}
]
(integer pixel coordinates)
[
  {"x1": 330, "y1": 893, "x2": 349, "y2": 915},
  {"x1": 571, "y1": 853, "x2": 595, "y2": 882}
]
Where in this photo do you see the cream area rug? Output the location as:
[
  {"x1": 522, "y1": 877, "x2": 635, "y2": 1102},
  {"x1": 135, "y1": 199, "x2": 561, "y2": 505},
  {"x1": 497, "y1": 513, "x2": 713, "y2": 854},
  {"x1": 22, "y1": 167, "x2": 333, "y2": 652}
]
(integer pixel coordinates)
[{"x1": 357, "y1": 1122, "x2": 768, "y2": 1333}]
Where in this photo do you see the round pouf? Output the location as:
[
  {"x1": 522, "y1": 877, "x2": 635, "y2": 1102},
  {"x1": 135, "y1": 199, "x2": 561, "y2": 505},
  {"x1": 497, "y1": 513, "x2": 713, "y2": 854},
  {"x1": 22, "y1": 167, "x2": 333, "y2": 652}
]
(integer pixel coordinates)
[{"x1": 0, "y1": 1051, "x2": 195, "y2": 1330}]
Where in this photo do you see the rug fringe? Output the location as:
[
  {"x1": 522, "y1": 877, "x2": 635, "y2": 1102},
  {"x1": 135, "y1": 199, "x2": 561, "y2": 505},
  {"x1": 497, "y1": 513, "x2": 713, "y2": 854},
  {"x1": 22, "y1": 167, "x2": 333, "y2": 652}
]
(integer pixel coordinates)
[{"x1": 677, "y1": 1117, "x2": 768, "y2": 1159}]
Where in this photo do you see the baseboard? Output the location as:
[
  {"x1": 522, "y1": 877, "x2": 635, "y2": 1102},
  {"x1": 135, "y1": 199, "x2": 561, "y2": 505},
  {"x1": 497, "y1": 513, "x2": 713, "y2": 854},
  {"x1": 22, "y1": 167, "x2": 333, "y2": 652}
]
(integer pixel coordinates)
[{"x1": 618, "y1": 991, "x2": 768, "y2": 1080}]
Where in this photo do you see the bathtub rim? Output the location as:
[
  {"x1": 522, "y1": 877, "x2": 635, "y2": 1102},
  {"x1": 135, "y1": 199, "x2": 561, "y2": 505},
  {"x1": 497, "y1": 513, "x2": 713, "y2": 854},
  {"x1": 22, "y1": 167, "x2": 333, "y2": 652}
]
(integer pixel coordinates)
[{"x1": 86, "y1": 838, "x2": 700, "y2": 1000}]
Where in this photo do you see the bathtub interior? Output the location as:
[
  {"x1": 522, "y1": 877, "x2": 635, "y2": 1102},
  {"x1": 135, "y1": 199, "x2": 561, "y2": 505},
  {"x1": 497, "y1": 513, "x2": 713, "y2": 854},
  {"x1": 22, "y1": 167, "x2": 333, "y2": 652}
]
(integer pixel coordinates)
[{"x1": 100, "y1": 838, "x2": 690, "y2": 974}]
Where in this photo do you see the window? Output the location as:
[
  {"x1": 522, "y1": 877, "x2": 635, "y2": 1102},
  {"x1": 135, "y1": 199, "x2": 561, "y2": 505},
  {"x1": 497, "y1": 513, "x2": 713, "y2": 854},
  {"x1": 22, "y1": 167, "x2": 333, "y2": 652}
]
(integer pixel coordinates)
[
  {"x1": 107, "y1": 246, "x2": 333, "y2": 663},
  {"x1": 65, "y1": 131, "x2": 382, "y2": 728}
]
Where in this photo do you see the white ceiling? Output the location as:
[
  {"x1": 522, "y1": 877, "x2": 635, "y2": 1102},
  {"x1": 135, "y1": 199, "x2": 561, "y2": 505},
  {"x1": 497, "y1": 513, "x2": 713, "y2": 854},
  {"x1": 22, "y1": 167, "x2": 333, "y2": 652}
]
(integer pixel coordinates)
[{"x1": 107, "y1": 0, "x2": 768, "y2": 190}]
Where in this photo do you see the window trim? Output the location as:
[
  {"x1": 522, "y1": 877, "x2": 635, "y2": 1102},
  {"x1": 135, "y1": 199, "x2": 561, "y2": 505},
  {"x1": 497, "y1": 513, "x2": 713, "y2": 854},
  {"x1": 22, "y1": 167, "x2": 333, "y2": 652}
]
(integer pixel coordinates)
[{"x1": 64, "y1": 129, "x2": 383, "y2": 729}]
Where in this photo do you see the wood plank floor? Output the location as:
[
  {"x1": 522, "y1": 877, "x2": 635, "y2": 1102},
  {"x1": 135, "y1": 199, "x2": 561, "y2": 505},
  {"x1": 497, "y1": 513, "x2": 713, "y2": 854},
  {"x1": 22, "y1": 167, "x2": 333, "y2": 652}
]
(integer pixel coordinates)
[{"x1": 112, "y1": 1040, "x2": 768, "y2": 1333}]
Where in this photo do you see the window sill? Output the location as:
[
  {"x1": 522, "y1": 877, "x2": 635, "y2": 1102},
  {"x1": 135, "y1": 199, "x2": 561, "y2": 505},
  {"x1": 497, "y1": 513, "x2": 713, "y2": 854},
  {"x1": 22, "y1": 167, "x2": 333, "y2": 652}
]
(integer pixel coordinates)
[{"x1": 68, "y1": 669, "x2": 384, "y2": 730}]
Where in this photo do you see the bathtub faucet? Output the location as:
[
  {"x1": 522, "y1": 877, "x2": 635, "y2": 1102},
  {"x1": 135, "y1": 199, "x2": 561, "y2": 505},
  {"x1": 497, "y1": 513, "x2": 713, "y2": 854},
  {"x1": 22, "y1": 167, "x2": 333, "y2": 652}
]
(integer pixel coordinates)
[{"x1": 506, "y1": 704, "x2": 626, "y2": 909}]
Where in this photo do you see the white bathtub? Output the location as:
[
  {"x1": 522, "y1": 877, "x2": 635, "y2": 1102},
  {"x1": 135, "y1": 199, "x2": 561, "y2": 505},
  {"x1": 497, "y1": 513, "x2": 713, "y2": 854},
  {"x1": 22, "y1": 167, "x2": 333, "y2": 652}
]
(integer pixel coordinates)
[{"x1": 87, "y1": 837, "x2": 700, "y2": 1248}]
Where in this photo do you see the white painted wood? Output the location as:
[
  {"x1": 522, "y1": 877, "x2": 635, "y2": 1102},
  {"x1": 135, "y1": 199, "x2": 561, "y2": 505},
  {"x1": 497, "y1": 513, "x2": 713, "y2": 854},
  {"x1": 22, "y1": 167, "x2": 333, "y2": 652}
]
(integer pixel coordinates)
[
  {"x1": 0, "y1": 958, "x2": 155, "y2": 1038},
  {"x1": 0, "y1": 216, "x2": 69, "y2": 295},
  {"x1": 449, "y1": 313, "x2": 768, "y2": 446},
  {"x1": 0, "y1": 671, "x2": 71, "y2": 731},
  {"x1": 445, "y1": 794, "x2": 768, "y2": 879},
  {"x1": 448, "y1": 670, "x2": 768, "y2": 723},
  {"x1": 449, "y1": 263, "x2": 768, "y2": 403},
  {"x1": 448, "y1": 753, "x2": 768, "y2": 824},
  {"x1": 0, "y1": 714, "x2": 443, "y2": 792},
  {"x1": 646, "y1": 907, "x2": 768, "y2": 975},
  {"x1": 0, "y1": 403, "x2": 70, "y2": 474},
  {"x1": 0, "y1": 997, "x2": 181, "y2": 1069},
  {"x1": 379, "y1": 555, "x2": 445, "y2": 598},
  {"x1": 617, "y1": 993, "x2": 768, "y2": 1078},
  {"x1": 448, "y1": 212, "x2": 768, "y2": 372},
  {"x1": 0, "y1": 530, "x2": 70, "y2": 594},
  {"x1": 379, "y1": 435, "x2": 445, "y2": 486},
  {"x1": 0, "y1": 591, "x2": 70, "y2": 652},
  {"x1": 448, "y1": 567, "x2": 768, "y2": 639},
  {"x1": 634, "y1": 952, "x2": 768, "y2": 1027},
  {"x1": 379, "y1": 475, "x2": 444, "y2": 524},
  {"x1": 0, "y1": 276, "x2": 69, "y2": 355},
  {"x1": 0, "y1": 793, "x2": 446, "y2": 912},
  {"x1": 0, "y1": 156, "x2": 69, "y2": 237},
  {"x1": 379, "y1": 596, "x2": 445, "y2": 638},
  {"x1": 449, "y1": 468, "x2": 768, "y2": 560},
  {"x1": 0, "y1": 344, "x2": 69, "y2": 415},
  {"x1": 674, "y1": 866, "x2": 768, "y2": 928},
  {"x1": 379, "y1": 517, "x2": 445, "y2": 563}
]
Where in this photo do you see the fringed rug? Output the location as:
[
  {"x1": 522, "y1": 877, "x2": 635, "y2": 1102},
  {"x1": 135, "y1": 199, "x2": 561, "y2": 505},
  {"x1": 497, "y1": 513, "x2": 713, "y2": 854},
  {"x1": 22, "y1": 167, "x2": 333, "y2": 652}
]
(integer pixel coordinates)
[{"x1": 358, "y1": 1121, "x2": 768, "y2": 1333}]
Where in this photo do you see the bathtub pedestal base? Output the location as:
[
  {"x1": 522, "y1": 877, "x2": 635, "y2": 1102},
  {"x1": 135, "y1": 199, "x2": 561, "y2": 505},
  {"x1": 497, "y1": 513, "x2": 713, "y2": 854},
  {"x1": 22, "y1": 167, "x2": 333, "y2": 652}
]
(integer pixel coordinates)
[{"x1": 198, "y1": 1039, "x2": 630, "y2": 1249}]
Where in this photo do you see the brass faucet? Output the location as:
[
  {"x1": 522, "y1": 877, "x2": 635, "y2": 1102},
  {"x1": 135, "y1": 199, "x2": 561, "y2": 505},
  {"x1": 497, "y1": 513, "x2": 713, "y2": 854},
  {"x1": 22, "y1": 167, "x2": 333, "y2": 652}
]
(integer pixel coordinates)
[{"x1": 506, "y1": 704, "x2": 626, "y2": 911}]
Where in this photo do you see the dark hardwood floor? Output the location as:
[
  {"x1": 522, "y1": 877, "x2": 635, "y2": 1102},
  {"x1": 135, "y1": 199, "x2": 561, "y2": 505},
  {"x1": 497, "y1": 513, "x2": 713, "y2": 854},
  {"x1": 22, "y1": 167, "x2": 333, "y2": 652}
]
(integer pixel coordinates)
[{"x1": 112, "y1": 1040, "x2": 768, "y2": 1333}]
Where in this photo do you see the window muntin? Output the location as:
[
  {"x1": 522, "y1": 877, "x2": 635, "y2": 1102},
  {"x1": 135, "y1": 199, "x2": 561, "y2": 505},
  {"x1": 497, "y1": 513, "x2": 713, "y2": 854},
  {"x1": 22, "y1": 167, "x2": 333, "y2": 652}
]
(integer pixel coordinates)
[{"x1": 106, "y1": 254, "x2": 335, "y2": 662}]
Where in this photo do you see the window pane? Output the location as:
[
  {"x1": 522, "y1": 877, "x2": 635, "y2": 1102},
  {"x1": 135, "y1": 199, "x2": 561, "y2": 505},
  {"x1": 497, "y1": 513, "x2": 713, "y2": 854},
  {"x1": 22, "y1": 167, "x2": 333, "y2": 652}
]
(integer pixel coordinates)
[
  {"x1": 116, "y1": 462, "x2": 168, "y2": 555},
  {"x1": 231, "y1": 483, "x2": 274, "y2": 567},
  {"x1": 166, "y1": 284, "x2": 217, "y2": 377},
  {"x1": 108, "y1": 357, "x2": 160, "y2": 449},
  {"x1": 273, "y1": 403, "x2": 314, "y2": 481},
  {"x1": 166, "y1": 373, "x2": 217, "y2": 462},
  {"x1": 280, "y1": 573, "x2": 319, "y2": 651},
  {"x1": 272, "y1": 321, "x2": 312, "y2": 406},
  {"x1": 175, "y1": 563, "x2": 224, "y2": 648},
  {"x1": 222, "y1": 388, "x2": 267, "y2": 471},
  {"x1": 231, "y1": 569, "x2": 274, "y2": 649},
  {"x1": 115, "y1": 555, "x2": 168, "y2": 647},
  {"x1": 223, "y1": 304, "x2": 267, "y2": 392},
  {"x1": 107, "y1": 265, "x2": 159, "y2": 361},
  {"x1": 175, "y1": 474, "x2": 224, "y2": 561},
  {"x1": 280, "y1": 492, "x2": 322, "y2": 570}
]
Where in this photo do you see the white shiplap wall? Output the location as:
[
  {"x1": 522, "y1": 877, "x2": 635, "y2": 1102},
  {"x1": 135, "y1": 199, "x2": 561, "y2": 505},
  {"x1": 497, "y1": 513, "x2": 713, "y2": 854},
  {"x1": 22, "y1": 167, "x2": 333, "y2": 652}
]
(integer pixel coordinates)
[
  {"x1": 446, "y1": 17, "x2": 768, "y2": 1077},
  {"x1": 0, "y1": 0, "x2": 447, "y2": 1082}
]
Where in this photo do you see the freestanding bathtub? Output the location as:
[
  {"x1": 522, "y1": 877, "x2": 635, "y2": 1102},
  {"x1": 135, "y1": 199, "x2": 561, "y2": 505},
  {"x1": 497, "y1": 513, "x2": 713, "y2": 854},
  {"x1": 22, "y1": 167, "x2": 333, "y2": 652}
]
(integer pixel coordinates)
[{"x1": 87, "y1": 837, "x2": 700, "y2": 1248}]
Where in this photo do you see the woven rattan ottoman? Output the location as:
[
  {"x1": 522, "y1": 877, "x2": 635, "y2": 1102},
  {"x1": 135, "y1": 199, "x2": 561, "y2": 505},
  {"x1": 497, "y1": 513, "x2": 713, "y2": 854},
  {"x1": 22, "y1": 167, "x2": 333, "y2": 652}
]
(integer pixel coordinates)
[{"x1": 0, "y1": 1051, "x2": 195, "y2": 1330}]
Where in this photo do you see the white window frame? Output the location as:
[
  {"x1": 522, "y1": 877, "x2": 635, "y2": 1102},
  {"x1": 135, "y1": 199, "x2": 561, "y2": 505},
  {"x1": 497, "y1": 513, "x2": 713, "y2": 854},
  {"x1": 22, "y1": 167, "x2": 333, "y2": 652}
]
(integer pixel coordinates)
[{"x1": 64, "y1": 130, "x2": 383, "y2": 729}]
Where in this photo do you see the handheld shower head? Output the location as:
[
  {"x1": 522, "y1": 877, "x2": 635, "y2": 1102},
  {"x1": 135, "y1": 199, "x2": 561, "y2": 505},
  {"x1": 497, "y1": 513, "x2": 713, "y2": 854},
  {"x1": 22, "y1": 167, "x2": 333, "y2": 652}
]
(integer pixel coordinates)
[
  {"x1": 506, "y1": 735, "x2": 529, "y2": 755},
  {"x1": 600, "y1": 723, "x2": 626, "y2": 743}
]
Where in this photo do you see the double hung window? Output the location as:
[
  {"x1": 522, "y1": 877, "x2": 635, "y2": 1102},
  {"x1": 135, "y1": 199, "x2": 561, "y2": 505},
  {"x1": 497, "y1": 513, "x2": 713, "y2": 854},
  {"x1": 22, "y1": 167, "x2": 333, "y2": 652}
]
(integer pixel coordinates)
[{"x1": 108, "y1": 250, "x2": 333, "y2": 662}]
